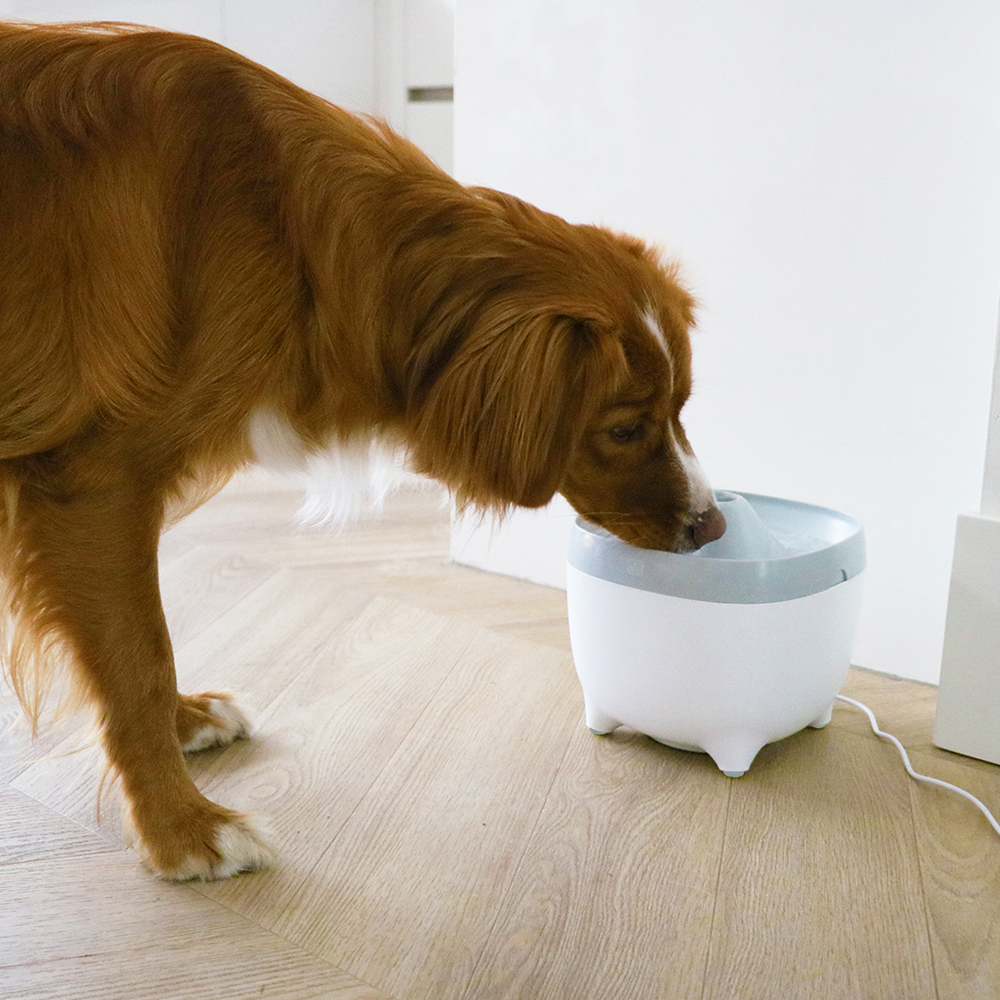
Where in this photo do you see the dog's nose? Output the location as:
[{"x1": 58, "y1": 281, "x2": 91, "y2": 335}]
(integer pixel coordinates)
[{"x1": 691, "y1": 506, "x2": 726, "y2": 549}]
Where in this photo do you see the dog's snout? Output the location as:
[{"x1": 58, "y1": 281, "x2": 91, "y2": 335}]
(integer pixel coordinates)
[{"x1": 690, "y1": 506, "x2": 726, "y2": 549}]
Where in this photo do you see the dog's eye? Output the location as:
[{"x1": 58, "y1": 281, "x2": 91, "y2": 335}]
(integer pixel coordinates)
[{"x1": 609, "y1": 424, "x2": 644, "y2": 444}]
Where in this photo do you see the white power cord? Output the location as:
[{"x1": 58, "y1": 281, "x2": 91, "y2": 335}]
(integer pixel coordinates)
[{"x1": 836, "y1": 695, "x2": 1000, "y2": 839}]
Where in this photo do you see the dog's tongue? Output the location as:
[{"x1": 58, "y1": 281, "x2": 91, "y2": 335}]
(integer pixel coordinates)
[{"x1": 692, "y1": 491, "x2": 787, "y2": 561}]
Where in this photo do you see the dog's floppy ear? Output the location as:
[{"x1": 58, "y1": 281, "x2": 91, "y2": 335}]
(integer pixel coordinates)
[{"x1": 408, "y1": 311, "x2": 627, "y2": 511}]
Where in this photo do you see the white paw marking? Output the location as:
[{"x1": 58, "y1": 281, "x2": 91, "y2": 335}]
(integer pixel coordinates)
[
  {"x1": 203, "y1": 814, "x2": 274, "y2": 881},
  {"x1": 181, "y1": 697, "x2": 252, "y2": 753},
  {"x1": 145, "y1": 813, "x2": 275, "y2": 882}
]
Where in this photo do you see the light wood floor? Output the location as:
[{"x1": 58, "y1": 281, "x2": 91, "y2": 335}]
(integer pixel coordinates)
[{"x1": 1, "y1": 476, "x2": 998, "y2": 1000}]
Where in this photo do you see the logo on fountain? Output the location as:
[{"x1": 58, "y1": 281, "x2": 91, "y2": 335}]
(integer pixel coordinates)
[{"x1": 626, "y1": 558, "x2": 645, "y2": 577}]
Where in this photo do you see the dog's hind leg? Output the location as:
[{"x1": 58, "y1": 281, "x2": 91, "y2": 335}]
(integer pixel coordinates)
[{"x1": 12, "y1": 447, "x2": 272, "y2": 880}]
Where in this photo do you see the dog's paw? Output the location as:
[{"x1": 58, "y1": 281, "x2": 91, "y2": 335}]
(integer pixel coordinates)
[
  {"x1": 177, "y1": 691, "x2": 251, "y2": 753},
  {"x1": 170, "y1": 813, "x2": 274, "y2": 881},
  {"x1": 129, "y1": 807, "x2": 274, "y2": 881}
]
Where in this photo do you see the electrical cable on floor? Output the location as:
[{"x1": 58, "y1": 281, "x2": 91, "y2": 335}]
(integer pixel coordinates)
[{"x1": 836, "y1": 695, "x2": 1000, "y2": 839}]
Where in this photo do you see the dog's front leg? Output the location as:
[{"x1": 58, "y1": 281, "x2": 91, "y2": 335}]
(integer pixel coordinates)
[{"x1": 14, "y1": 451, "x2": 271, "y2": 880}]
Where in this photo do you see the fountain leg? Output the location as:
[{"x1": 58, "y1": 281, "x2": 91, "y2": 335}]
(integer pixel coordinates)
[
  {"x1": 702, "y1": 733, "x2": 763, "y2": 778},
  {"x1": 585, "y1": 703, "x2": 621, "y2": 735},
  {"x1": 808, "y1": 702, "x2": 835, "y2": 729}
]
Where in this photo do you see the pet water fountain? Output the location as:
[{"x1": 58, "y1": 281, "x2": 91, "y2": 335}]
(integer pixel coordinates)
[{"x1": 566, "y1": 491, "x2": 866, "y2": 776}]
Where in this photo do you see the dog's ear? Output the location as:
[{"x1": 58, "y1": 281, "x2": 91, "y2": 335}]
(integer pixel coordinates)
[{"x1": 408, "y1": 311, "x2": 627, "y2": 511}]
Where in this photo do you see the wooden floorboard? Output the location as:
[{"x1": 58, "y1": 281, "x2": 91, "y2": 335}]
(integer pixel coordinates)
[
  {"x1": 909, "y1": 750, "x2": 1000, "y2": 999},
  {"x1": 463, "y1": 730, "x2": 729, "y2": 1000},
  {"x1": 2, "y1": 477, "x2": 999, "y2": 1000},
  {"x1": 213, "y1": 619, "x2": 582, "y2": 998},
  {"x1": 1, "y1": 853, "x2": 390, "y2": 1000},
  {"x1": 704, "y1": 729, "x2": 936, "y2": 1000},
  {"x1": 0, "y1": 784, "x2": 117, "y2": 867}
]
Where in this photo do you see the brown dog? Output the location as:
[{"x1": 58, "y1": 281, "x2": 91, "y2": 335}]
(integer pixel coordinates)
[{"x1": 0, "y1": 21, "x2": 724, "y2": 879}]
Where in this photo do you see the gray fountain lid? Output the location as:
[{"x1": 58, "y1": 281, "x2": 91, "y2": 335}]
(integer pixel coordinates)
[{"x1": 568, "y1": 491, "x2": 866, "y2": 604}]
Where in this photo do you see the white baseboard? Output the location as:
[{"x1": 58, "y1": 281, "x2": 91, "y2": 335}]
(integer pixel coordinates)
[
  {"x1": 934, "y1": 512, "x2": 1000, "y2": 765},
  {"x1": 449, "y1": 495, "x2": 577, "y2": 590}
]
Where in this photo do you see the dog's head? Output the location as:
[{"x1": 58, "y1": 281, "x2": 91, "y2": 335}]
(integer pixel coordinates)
[{"x1": 406, "y1": 196, "x2": 725, "y2": 553}]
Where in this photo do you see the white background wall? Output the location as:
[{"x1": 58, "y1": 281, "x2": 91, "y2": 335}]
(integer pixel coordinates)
[{"x1": 453, "y1": 2, "x2": 1000, "y2": 684}]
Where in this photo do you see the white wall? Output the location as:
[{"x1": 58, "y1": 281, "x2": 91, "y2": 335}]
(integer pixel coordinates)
[
  {"x1": 453, "y1": 2, "x2": 1000, "y2": 684},
  {"x1": 223, "y1": 0, "x2": 375, "y2": 111},
  {"x1": 399, "y1": 0, "x2": 454, "y2": 173}
]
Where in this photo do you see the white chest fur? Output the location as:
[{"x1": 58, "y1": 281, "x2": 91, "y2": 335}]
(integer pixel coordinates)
[{"x1": 247, "y1": 410, "x2": 408, "y2": 528}]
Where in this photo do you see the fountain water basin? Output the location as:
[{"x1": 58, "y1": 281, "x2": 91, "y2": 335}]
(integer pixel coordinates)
[{"x1": 566, "y1": 491, "x2": 866, "y2": 776}]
